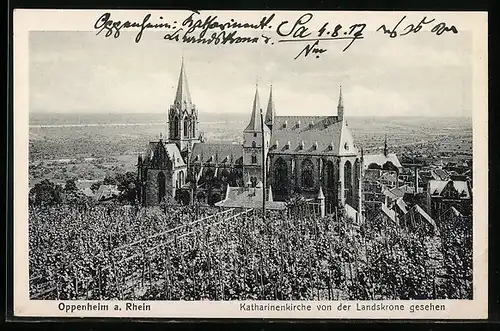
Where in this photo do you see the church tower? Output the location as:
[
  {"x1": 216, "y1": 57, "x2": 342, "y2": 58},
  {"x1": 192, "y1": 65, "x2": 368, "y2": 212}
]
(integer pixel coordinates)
[
  {"x1": 243, "y1": 85, "x2": 271, "y2": 187},
  {"x1": 168, "y1": 58, "x2": 200, "y2": 153},
  {"x1": 265, "y1": 85, "x2": 275, "y2": 131}
]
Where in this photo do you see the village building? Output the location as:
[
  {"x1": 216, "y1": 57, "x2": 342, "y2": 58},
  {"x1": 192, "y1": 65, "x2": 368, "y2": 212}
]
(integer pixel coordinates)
[{"x1": 426, "y1": 179, "x2": 472, "y2": 218}]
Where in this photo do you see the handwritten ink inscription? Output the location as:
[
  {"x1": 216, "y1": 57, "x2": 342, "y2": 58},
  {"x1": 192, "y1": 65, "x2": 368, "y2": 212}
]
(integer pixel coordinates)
[
  {"x1": 377, "y1": 15, "x2": 458, "y2": 38},
  {"x1": 93, "y1": 11, "x2": 459, "y2": 60}
]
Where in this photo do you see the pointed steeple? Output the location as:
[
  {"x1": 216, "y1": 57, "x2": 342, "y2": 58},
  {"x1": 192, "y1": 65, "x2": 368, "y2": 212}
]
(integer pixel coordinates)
[
  {"x1": 317, "y1": 186, "x2": 325, "y2": 200},
  {"x1": 265, "y1": 85, "x2": 275, "y2": 129},
  {"x1": 337, "y1": 85, "x2": 344, "y2": 121},
  {"x1": 245, "y1": 84, "x2": 268, "y2": 132},
  {"x1": 383, "y1": 134, "x2": 388, "y2": 157},
  {"x1": 174, "y1": 57, "x2": 192, "y2": 110}
]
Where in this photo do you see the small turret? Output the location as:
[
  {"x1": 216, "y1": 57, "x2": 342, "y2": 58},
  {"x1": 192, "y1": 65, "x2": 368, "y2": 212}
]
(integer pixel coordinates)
[
  {"x1": 337, "y1": 85, "x2": 344, "y2": 122},
  {"x1": 267, "y1": 185, "x2": 273, "y2": 202},
  {"x1": 317, "y1": 187, "x2": 325, "y2": 217}
]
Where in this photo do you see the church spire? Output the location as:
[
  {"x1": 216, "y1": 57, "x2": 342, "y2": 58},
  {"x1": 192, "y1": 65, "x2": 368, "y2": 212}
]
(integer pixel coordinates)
[
  {"x1": 174, "y1": 57, "x2": 192, "y2": 110},
  {"x1": 384, "y1": 134, "x2": 388, "y2": 157},
  {"x1": 337, "y1": 85, "x2": 344, "y2": 121},
  {"x1": 244, "y1": 84, "x2": 267, "y2": 132},
  {"x1": 265, "y1": 85, "x2": 275, "y2": 130}
]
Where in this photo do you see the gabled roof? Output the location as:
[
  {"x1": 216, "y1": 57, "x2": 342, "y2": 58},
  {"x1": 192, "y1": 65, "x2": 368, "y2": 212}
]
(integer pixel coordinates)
[
  {"x1": 191, "y1": 143, "x2": 243, "y2": 165},
  {"x1": 363, "y1": 153, "x2": 402, "y2": 170},
  {"x1": 432, "y1": 168, "x2": 450, "y2": 180},
  {"x1": 395, "y1": 198, "x2": 408, "y2": 214},
  {"x1": 383, "y1": 186, "x2": 405, "y2": 200},
  {"x1": 215, "y1": 186, "x2": 286, "y2": 210},
  {"x1": 95, "y1": 185, "x2": 119, "y2": 201},
  {"x1": 428, "y1": 180, "x2": 471, "y2": 199},
  {"x1": 449, "y1": 206, "x2": 464, "y2": 218},
  {"x1": 269, "y1": 115, "x2": 357, "y2": 156},
  {"x1": 408, "y1": 204, "x2": 439, "y2": 234},
  {"x1": 381, "y1": 203, "x2": 397, "y2": 224},
  {"x1": 81, "y1": 187, "x2": 95, "y2": 198}
]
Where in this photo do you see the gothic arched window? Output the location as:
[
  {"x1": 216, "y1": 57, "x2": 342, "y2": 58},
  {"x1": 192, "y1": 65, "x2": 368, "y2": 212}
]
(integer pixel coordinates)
[
  {"x1": 301, "y1": 158, "x2": 314, "y2": 188},
  {"x1": 252, "y1": 141, "x2": 256, "y2": 148},
  {"x1": 274, "y1": 157, "x2": 288, "y2": 197},
  {"x1": 173, "y1": 117, "x2": 179, "y2": 139},
  {"x1": 158, "y1": 171, "x2": 166, "y2": 203},
  {"x1": 183, "y1": 119, "x2": 189, "y2": 137},
  {"x1": 251, "y1": 154, "x2": 257, "y2": 164},
  {"x1": 324, "y1": 161, "x2": 335, "y2": 189},
  {"x1": 344, "y1": 160, "x2": 353, "y2": 205}
]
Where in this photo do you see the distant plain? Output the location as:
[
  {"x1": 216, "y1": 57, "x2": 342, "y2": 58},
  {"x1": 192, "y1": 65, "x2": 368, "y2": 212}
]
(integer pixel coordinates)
[{"x1": 29, "y1": 112, "x2": 472, "y2": 187}]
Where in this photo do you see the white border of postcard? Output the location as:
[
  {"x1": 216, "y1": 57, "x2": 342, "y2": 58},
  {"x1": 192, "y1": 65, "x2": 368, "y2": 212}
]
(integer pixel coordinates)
[{"x1": 13, "y1": 9, "x2": 488, "y2": 319}]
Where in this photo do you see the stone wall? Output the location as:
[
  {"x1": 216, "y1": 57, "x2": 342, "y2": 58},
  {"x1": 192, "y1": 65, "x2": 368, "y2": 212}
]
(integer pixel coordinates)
[{"x1": 144, "y1": 169, "x2": 174, "y2": 206}]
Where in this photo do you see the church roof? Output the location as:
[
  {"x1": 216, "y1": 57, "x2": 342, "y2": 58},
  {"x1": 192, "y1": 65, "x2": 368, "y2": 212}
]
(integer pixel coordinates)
[
  {"x1": 363, "y1": 153, "x2": 402, "y2": 170},
  {"x1": 191, "y1": 142, "x2": 243, "y2": 165},
  {"x1": 173, "y1": 59, "x2": 193, "y2": 111},
  {"x1": 143, "y1": 141, "x2": 186, "y2": 167},
  {"x1": 244, "y1": 86, "x2": 269, "y2": 133},
  {"x1": 269, "y1": 115, "x2": 357, "y2": 156}
]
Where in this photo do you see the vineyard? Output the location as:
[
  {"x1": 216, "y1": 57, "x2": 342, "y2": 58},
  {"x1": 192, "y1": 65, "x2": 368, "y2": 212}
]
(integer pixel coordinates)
[{"x1": 29, "y1": 203, "x2": 472, "y2": 301}]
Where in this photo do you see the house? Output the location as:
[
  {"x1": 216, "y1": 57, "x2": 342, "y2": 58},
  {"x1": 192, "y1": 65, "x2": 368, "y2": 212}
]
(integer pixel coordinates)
[
  {"x1": 427, "y1": 179, "x2": 472, "y2": 218},
  {"x1": 95, "y1": 185, "x2": 120, "y2": 202}
]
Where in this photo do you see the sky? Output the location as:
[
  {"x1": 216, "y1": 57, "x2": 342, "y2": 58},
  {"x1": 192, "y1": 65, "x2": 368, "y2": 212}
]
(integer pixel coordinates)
[{"x1": 29, "y1": 30, "x2": 472, "y2": 117}]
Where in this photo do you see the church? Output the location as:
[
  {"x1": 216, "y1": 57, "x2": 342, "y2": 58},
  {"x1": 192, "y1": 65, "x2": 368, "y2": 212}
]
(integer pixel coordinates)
[{"x1": 136, "y1": 59, "x2": 363, "y2": 217}]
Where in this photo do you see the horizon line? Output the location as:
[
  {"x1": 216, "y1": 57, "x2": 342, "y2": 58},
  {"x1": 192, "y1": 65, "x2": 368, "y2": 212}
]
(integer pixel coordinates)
[{"x1": 29, "y1": 111, "x2": 472, "y2": 119}]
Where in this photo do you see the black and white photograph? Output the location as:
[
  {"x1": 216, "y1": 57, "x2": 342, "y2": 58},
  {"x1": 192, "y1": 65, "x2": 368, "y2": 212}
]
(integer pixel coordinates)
[{"x1": 14, "y1": 10, "x2": 488, "y2": 319}]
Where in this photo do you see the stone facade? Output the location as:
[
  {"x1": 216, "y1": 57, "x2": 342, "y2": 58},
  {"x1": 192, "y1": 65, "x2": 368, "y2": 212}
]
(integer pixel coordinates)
[{"x1": 137, "y1": 140, "x2": 187, "y2": 206}]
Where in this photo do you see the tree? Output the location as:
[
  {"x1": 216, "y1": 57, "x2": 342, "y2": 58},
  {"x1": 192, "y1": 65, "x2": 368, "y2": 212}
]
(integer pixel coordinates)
[
  {"x1": 115, "y1": 172, "x2": 137, "y2": 205},
  {"x1": 103, "y1": 175, "x2": 117, "y2": 185},
  {"x1": 29, "y1": 179, "x2": 63, "y2": 207},
  {"x1": 64, "y1": 178, "x2": 78, "y2": 193}
]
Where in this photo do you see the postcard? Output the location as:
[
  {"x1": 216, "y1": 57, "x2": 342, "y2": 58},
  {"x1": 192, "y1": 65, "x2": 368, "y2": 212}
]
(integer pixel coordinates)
[{"x1": 13, "y1": 9, "x2": 488, "y2": 319}]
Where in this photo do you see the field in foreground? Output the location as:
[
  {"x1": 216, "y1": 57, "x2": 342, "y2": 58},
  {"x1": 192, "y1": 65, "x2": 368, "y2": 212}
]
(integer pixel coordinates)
[{"x1": 29, "y1": 203, "x2": 472, "y2": 301}]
